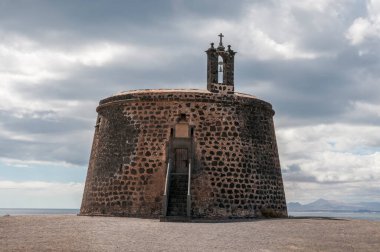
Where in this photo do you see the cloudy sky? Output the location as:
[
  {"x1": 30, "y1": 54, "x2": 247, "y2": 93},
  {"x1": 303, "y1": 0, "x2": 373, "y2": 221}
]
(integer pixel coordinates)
[{"x1": 1, "y1": 0, "x2": 380, "y2": 208}]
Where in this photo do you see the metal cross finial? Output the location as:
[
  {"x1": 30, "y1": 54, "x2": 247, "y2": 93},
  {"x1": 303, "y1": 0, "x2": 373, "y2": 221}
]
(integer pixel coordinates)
[{"x1": 218, "y1": 33, "x2": 224, "y2": 46}]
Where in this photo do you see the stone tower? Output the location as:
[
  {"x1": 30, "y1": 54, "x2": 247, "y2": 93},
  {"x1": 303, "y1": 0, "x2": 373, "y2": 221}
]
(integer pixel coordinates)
[{"x1": 80, "y1": 35, "x2": 287, "y2": 220}]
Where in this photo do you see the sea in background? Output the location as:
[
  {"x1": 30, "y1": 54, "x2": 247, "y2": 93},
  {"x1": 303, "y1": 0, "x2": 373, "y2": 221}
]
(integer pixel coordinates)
[
  {"x1": 1, "y1": 209, "x2": 380, "y2": 221},
  {"x1": 289, "y1": 211, "x2": 380, "y2": 221},
  {"x1": 0, "y1": 208, "x2": 79, "y2": 215}
]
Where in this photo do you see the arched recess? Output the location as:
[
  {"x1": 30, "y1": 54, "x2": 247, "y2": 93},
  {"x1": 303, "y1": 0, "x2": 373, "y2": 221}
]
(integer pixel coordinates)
[{"x1": 218, "y1": 55, "x2": 224, "y2": 84}]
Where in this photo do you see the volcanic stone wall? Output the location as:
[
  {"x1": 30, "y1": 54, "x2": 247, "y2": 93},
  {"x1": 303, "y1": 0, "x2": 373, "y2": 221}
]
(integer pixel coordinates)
[{"x1": 80, "y1": 90, "x2": 287, "y2": 218}]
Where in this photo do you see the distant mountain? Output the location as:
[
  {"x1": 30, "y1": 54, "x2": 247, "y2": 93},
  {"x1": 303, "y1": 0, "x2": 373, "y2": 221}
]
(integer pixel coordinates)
[{"x1": 288, "y1": 199, "x2": 380, "y2": 212}]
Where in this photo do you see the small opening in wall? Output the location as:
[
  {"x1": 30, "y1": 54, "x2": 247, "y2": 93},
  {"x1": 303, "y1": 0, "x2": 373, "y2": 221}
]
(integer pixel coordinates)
[
  {"x1": 180, "y1": 113, "x2": 186, "y2": 121},
  {"x1": 191, "y1": 127, "x2": 194, "y2": 137},
  {"x1": 170, "y1": 128, "x2": 174, "y2": 137}
]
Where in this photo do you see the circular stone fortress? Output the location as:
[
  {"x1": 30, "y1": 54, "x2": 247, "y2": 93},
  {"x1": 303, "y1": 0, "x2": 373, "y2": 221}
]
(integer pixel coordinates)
[{"x1": 80, "y1": 34, "x2": 287, "y2": 220}]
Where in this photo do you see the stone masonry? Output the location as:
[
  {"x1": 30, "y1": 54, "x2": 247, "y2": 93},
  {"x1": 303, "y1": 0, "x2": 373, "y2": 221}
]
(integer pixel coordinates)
[{"x1": 80, "y1": 35, "x2": 287, "y2": 219}]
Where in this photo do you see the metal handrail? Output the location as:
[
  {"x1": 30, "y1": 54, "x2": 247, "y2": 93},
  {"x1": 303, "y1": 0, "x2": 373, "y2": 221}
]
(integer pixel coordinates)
[
  {"x1": 187, "y1": 161, "x2": 192, "y2": 217},
  {"x1": 164, "y1": 160, "x2": 171, "y2": 196},
  {"x1": 187, "y1": 161, "x2": 191, "y2": 196}
]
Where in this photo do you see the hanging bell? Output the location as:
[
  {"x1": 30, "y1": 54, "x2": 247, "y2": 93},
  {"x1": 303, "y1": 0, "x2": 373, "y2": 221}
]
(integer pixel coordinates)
[{"x1": 219, "y1": 65, "x2": 223, "y2": 72}]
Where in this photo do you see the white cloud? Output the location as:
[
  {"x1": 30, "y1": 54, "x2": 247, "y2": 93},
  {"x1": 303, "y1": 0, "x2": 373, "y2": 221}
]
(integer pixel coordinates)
[
  {"x1": 285, "y1": 180, "x2": 380, "y2": 204},
  {"x1": 279, "y1": 123, "x2": 380, "y2": 203},
  {"x1": 346, "y1": 0, "x2": 380, "y2": 45},
  {"x1": 238, "y1": 19, "x2": 317, "y2": 60},
  {"x1": 0, "y1": 33, "x2": 138, "y2": 79},
  {"x1": 278, "y1": 124, "x2": 380, "y2": 155},
  {"x1": 184, "y1": 17, "x2": 317, "y2": 60},
  {"x1": 181, "y1": 0, "x2": 346, "y2": 60},
  {"x1": 285, "y1": 0, "x2": 336, "y2": 12},
  {"x1": 347, "y1": 101, "x2": 380, "y2": 118},
  {"x1": 346, "y1": 18, "x2": 373, "y2": 44},
  {"x1": 0, "y1": 180, "x2": 80, "y2": 189},
  {"x1": 0, "y1": 157, "x2": 84, "y2": 169},
  {"x1": 0, "y1": 33, "x2": 163, "y2": 167},
  {"x1": 0, "y1": 32, "x2": 165, "y2": 113},
  {"x1": 0, "y1": 180, "x2": 84, "y2": 208}
]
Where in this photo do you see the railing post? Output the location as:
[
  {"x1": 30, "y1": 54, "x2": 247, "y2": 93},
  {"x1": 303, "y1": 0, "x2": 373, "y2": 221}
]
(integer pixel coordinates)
[
  {"x1": 162, "y1": 160, "x2": 171, "y2": 216},
  {"x1": 187, "y1": 161, "x2": 191, "y2": 217}
]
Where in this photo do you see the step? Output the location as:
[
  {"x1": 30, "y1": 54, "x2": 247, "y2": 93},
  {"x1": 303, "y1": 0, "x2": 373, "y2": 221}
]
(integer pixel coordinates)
[
  {"x1": 170, "y1": 184, "x2": 188, "y2": 186},
  {"x1": 170, "y1": 188, "x2": 187, "y2": 196},
  {"x1": 168, "y1": 202, "x2": 186, "y2": 205},
  {"x1": 168, "y1": 199, "x2": 186, "y2": 203},
  {"x1": 168, "y1": 203, "x2": 186, "y2": 206},
  {"x1": 169, "y1": 193, "x2": 187, "y2": 196},
  {"x1": 167, "y1": 205, "x2": 186, "y2": 209},
  {"x1": 168, "y1": 200, "x2": 186, "y2": 203},
  {"x1": 167, "y1": 208, "x2": 186, "y2": 211},
  {"x1": 169, "y1": 190, "x2": 187, "y2": 193},
  {"x1": 167, "y1": 210, "x2": 186, "y2": 214},
  {"x1": 168, "y1": 195, "x2": 187, "y2": 199},
  {"x1": 170, "y1": 186, "x2": 188, "y2": 189},
  {"x1": 167, "y1": 206, "x2": 186, "y2": 209},
  {"x1": 168, "y1": 202, "x2": 186, "y2": 206},
  {"x1": 167, "y1": 211, "x2": 187, "y2": 216},
  {"x1": 170, "y1": 186, "x2": 187, "y2": 188},
  {"x1": 168, "y1": 199, "x2": 187, "y2": 204},
  {"x1": 168, "y1": 205, "x2": 186, "y2": 209},
  {"x1": 160, "y1": 216, "x2": 191, "y2": 222},
  {"x1": 167, "y1": 204, "x2": 186, "y2": 207},
  {"x1": 170, "y1": 178, "x2": 187, "y2": 181},
  {"x1": 170, "y1": 183, "x2": 187, "y2": 187}
]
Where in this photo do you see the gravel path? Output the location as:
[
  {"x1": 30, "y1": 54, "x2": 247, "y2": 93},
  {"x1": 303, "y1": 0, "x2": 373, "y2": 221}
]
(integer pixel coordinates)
[{"x1": 0, "y1": 215, "x2": 379, "y2": 251}]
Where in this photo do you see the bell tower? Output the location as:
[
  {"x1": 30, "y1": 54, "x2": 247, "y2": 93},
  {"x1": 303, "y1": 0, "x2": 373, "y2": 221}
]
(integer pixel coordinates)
[{"x1": 205, "y1": 33, "x2": 236, "y2": 94}]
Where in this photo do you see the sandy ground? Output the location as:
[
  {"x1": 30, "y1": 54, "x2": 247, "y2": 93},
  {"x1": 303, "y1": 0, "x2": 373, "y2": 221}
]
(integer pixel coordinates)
[{"x1": 0, "y1": 215, "x2": 379, "y2": 252}]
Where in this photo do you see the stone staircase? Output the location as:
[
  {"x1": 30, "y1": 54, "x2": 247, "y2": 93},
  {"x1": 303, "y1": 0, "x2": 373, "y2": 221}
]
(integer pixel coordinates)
[{"x1": 167, "y1": 174, "x2": 188, "y2": 216}]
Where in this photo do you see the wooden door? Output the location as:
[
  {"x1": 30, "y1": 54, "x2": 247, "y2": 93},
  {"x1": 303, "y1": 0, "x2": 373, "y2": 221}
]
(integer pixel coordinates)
[{"x1": 174, "y1": 148, "x2": 188, "y2": 173}]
